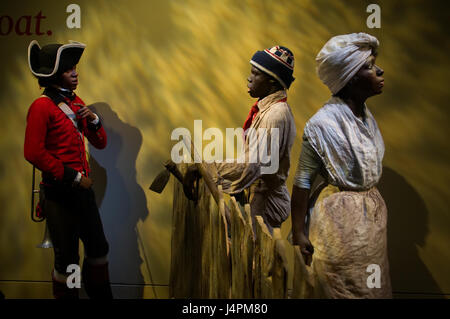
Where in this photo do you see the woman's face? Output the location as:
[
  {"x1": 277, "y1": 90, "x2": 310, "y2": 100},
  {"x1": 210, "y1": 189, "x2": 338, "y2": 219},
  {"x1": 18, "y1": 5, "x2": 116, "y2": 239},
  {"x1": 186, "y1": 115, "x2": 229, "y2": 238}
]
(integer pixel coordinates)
[{"x1": 352, "y1": 55, "x2": 384, "y2": 97}]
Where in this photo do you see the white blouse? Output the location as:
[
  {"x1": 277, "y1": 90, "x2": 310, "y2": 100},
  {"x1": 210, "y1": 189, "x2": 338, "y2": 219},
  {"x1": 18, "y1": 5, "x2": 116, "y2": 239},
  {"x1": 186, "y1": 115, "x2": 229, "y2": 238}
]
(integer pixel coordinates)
[{"x1": 294, "y1": 96, "x2": 384, "y2": 190}]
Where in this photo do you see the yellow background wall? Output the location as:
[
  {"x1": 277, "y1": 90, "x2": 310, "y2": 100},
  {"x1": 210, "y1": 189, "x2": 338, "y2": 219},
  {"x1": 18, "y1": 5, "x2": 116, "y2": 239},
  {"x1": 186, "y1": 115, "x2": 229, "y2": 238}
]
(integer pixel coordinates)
[{"x1": 0, "y1": 0, "x2": 448, "y2": 298}]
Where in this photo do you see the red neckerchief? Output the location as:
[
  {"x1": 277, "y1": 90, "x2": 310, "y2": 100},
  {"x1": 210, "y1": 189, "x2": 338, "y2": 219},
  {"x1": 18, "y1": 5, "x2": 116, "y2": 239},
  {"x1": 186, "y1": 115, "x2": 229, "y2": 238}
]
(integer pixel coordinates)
[
  {"x1": 243, "y1": 101, "x2": 259, "y2": 132},
  {"x1": 243, "y1": 97, "x2": 287, "y2": 132}
]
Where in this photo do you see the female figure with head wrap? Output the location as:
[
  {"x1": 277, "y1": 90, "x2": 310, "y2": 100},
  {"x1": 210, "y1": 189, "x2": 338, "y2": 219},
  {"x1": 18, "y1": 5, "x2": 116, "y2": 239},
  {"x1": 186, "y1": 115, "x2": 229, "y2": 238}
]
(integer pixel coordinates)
[{"x1": 291, "y1": 33, "x2": 391, "y2": 298}]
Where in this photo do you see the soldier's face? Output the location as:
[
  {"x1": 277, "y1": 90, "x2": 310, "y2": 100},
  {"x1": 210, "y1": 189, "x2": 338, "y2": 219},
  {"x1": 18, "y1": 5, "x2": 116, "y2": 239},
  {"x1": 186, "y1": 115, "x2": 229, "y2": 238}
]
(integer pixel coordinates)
[{"x1": 60, "y1": 65, "x2": 78, "y2": 91}]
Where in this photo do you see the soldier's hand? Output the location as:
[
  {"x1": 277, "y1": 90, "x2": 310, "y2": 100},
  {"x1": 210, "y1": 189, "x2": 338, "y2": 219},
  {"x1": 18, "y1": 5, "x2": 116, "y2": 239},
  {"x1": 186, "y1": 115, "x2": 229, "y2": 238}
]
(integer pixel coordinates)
[
  {"x1": 79, "y1": 176, "x2": 93, "y2": 189},
  {"x1": 76, "y1": 105, "x2": 97, "y2": 122}
]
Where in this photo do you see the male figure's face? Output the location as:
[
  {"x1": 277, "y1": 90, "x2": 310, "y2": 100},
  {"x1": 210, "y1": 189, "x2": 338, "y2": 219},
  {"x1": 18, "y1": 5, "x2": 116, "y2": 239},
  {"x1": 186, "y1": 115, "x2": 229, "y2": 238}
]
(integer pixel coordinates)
[
  {"x1": 247, "y1": 65, "x2": 273, "y2": 99},
  {"x1": 60, "y1": 65, "x2": 78, "y2": 91}
]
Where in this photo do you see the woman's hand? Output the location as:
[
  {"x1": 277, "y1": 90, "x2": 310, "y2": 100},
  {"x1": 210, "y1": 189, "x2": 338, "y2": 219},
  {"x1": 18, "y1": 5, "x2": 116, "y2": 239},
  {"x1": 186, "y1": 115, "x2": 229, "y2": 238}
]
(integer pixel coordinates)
[
  {"x1": 294, "y1": 232, "x2": 314, "y2": 266},
  {"x1": 291, "y1": 185, "x2": 314, "y2": 265}
]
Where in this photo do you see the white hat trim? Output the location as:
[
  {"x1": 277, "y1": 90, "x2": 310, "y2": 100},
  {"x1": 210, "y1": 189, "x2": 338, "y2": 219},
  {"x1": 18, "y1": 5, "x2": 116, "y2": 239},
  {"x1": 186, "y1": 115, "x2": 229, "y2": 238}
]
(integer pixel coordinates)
[{"x1": 250, "y1": 60, "x2": 288, "y2": 89}]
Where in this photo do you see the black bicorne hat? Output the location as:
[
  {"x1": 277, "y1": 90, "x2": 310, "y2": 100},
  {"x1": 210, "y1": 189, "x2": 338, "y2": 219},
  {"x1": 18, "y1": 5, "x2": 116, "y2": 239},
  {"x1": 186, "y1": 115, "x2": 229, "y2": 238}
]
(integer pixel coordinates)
[{"x1": 28, "y1": 40, "x2": 86, "y2": 77}]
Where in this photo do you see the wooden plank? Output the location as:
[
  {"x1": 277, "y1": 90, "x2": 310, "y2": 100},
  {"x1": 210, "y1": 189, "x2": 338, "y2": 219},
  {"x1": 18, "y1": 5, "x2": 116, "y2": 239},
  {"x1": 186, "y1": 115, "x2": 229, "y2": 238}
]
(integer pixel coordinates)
[
  {"x1": 170, "y1": 163, "x2": 198, "y2": 298},
  {"x1": 209, "y1": 186, "x2": 220, "y2": 299},
  {"x1": 216, "y1": 186, "x2": 231, "y2": 298},
  {"x1": 185, "y1": 178, "x2": 204, "y2": 298},
  {"x1": 230, "y1": 197, "x2": 254, "y2": 298},
  {"x1": 208, "y1": 185, "x2": 230, "y2": 298},
  {"x1": 271, "y1": 228, "x2": 288, "y2": 298},
  {"x1": 169, "y1": 163, "x2": 184, "y2": 298},
  {"x1": 244, "y1": 204, "x2": 252, "y2": 233},
  {"x1": 170, "y1": 164, "x2": 210, "y2": 298},
  {"x1": 199, "y1": 182, "x2": 215, "y2": 298},
  {"x1": 253, "y1": 216, "x2": 274, "y2": 299},
  {"x1": 292, "y1": 245, "x2": 314, "y2": 299}
]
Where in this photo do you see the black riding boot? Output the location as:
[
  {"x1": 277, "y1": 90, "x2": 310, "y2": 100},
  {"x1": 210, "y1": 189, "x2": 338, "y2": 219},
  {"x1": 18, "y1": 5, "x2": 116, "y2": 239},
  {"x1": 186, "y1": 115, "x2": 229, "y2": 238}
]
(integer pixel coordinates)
[
  {"x1": 52, "y1": 270, "x2": 79, "y2": 299},
  {"x1": 82, "y1": 259, "x2": 113, "y2": 299}
]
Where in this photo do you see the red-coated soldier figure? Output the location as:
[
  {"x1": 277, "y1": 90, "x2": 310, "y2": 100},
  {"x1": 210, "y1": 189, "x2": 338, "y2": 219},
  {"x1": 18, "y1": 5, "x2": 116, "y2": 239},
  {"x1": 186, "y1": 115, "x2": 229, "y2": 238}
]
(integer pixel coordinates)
[{"x1": 24, "y1": 40, "x2": 112, "y2": 299}]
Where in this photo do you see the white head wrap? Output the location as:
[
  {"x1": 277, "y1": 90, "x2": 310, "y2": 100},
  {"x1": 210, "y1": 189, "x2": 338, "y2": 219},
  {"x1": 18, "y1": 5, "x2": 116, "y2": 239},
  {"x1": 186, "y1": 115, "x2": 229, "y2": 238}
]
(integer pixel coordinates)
[{"x1": 316, "y1": 33, "x2": 379, "y2": 94}]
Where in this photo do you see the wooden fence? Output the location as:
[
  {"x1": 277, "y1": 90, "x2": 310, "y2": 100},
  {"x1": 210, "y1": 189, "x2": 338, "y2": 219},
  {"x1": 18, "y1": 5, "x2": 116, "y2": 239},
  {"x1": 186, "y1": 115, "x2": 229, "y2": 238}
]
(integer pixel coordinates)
[{"x1": 169, "y1": 167, "x2": 319, "y2": 299}]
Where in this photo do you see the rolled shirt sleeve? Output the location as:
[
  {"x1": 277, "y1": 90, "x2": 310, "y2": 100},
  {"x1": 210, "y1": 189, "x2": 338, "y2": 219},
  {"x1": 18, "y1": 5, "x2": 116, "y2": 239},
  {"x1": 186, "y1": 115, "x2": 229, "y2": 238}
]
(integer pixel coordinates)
[{"x1": 293, "y1": 136, "x2": 322, "y2": 189}]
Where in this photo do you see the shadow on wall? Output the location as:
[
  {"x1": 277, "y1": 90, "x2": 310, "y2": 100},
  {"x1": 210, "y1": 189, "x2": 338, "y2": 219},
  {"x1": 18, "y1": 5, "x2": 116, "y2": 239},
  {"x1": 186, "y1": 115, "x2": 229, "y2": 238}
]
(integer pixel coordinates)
[
  {"x1": 378, "y1": 167, "x2": 443, "y2": 298},
  {"x1": 87, "y1": 102, "x2": 149, "y2": 298}
]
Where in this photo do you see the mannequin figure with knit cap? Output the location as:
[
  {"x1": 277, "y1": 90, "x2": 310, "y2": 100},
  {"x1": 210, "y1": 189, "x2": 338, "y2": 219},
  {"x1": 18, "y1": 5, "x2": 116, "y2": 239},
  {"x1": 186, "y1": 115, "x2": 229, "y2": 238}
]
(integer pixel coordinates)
[{"x1": 184, "y1": 46, "x2": 297, "y2": 233}]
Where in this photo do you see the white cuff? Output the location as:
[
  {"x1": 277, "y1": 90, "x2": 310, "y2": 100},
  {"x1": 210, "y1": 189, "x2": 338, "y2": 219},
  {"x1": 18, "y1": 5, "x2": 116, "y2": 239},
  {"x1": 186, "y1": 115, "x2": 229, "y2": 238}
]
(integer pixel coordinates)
[
  {"x1": 73, "y1": 172, "x2": 82, "y2": 185},
  {"x1": 90, "y1": 113, "x2": 99, "y2": 125}
]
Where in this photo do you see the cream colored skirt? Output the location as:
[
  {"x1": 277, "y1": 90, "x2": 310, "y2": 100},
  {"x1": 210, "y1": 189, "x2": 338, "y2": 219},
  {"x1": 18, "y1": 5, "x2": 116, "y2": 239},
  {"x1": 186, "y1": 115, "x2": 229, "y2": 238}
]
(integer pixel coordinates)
[{"x1": 307, "y1": 185, "x2": 392, "y2": 298}]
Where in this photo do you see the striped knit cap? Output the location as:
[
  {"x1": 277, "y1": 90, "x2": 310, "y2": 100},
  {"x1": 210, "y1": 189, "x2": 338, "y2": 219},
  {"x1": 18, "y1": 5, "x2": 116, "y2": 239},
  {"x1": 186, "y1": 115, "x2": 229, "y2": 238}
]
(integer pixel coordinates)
[{"x1": 250, "y1": 45, "x2": 295, "y2": 89}]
